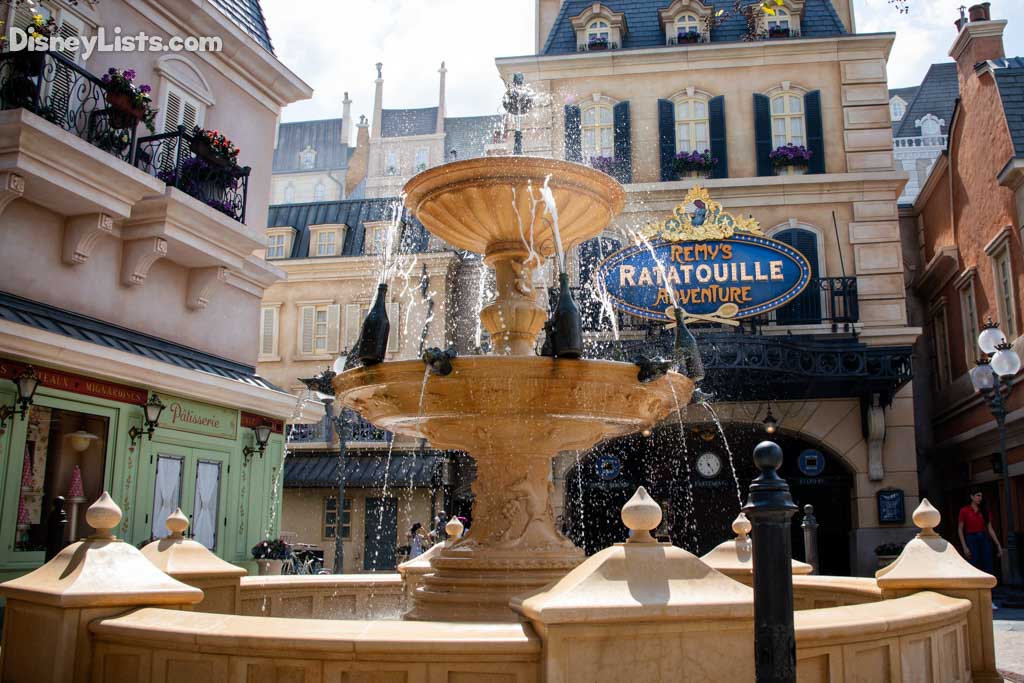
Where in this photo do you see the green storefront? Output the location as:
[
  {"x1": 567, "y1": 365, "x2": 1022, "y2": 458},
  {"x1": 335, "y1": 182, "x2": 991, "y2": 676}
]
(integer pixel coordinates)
[{"x1": 0, "y1": 357, "x2": 286, "y2": 580}]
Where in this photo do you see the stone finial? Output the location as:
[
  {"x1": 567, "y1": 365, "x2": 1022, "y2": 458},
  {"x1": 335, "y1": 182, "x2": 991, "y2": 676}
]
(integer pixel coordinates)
[
  {"x1": 166, "y1": 508, "x2": 189, "y2": 538},
  {"x1": 375, "y1": 62, "x2": 383, "y2": 79},
  {"x1": 622, "y1": 486, "x2": 661, "y2": 543},
  {"x1": 913, "y1": 498, "x2": 941, "y2": 537},
  {"x1": 445, "y1": 516, "x2": 464, "y2": 540},
  {"x1": 85, "y1": 491, "x2": 121, "y2": 539},
  {"x1": 732, "y1": 513, "x2": 752, "y2": 540}
]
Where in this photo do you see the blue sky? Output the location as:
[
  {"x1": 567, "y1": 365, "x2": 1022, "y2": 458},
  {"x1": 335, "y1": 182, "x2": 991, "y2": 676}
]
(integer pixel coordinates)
[{"x1": 265, "y1": 0, "x2": 1024, "y2": 124}]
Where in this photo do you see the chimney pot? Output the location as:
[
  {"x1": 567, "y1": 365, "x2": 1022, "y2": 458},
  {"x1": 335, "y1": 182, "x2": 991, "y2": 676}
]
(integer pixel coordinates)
[{"x1": 968, "y1": 4, "x2": 986, "y2": 22}]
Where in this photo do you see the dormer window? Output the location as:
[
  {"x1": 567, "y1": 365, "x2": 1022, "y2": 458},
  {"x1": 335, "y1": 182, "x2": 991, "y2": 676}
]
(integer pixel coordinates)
[
  {"x1": 571, "y1": 4, "x2": 627, "y2": 52},
  {"x1": 659, "y1": 0, "x2": 712, "y2": 46},
  {"x1": 299, "y1": 145, "x2": 317, "y2": 169},
  {"x1": 890, "y1": 96, "x2": 907, "y2": 122},
  {"x1": 760, "y1": 0, "x2": 803, "y2": 38},
  {"x1": 676, "y1": 15, "x2": 700, "y2": 42}
]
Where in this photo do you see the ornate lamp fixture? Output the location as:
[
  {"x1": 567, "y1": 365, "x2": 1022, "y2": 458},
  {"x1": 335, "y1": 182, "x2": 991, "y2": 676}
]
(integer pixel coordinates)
[
  {"x1": 763, "y1": 407, "x2": 778, "y2": 435},
  {"x1": 128, "y1": 394, "x2": 166, "y2": 446},
  {"x1": 0, "y1": 366, "x2": 40, "y2": 431},
  {"x1": 243, "y1": 424, "x2": 273, "y2": 463}
]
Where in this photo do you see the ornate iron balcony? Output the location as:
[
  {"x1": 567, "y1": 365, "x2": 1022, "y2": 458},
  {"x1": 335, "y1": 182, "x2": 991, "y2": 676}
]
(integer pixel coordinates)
[
  {"x1": 287, "y1": 415, "x2": 333, "y2": 445},
  {"x1": 0, "y1": 51, "x2": 139, "y2": 162},
  {"x1": 134, "y1": 125, "x2": 251, "y2": 224}
]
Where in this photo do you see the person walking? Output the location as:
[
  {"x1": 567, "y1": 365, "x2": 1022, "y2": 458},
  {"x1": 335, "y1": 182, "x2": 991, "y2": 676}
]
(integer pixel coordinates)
[
  {"x1": 407, "y1": 522, "x2": 428, "y2": 559},
  {"x1": 958, "y1": 489, "x2": 1003, "y2": 576}
]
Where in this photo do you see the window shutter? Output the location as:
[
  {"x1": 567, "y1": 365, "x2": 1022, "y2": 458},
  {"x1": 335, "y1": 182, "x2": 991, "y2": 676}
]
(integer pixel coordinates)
[
  {"x1": 260, "y1": 307, "x2": 277, "y2": 356},
  {"x1": 804, "y1": 90, "x2": 825, "y2": 175},
  {"x1": 344, "y1": 304, "x2": 361, "y2": 352},
  {"x1": 708, "y1": 96, "x2": 728, "y2": 179},
  {"x1": 564, "y1": 105, "x2": 582, "y2": 163},
  {"x1": 612, "y1": 101, "x2": 632, "y2": 184},
  {"x1": 386, "y1": 302, "x2": 400, "y2": 353},
  {"x1": 753, "y1": 94, "x2": 773, "y2": 177},
  {"x1": 326, "y1": 304, "x2": 341, "y2": 354},
  {"x1": 299, "y1": 306, "x2": 315, "y2": 354},
  {"x1": 658, "y1": 99, "x2": 676, "y2": 181},
  {"x1": 163, "y1": 91, "x2": 182, "y2": 134},
  {"x1": 773, "y1": 229, "x2": 821, "y2": 324}
]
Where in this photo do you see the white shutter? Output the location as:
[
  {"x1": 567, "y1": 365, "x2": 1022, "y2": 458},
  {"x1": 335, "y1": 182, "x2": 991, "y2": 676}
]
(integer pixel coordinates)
[
  {"x1": 161, "y1": 86, "x2": 204, "y2": 134},
  {"x1": 387, "y1": 302, "x2": 400, "y2": 353},
  {"x1": 326, "y1": 304, "x2": 341, "y2": 354},
  {"x1": 344, "y1": 304, "x2": 361, "y2": 352},
  {"x1": 162, "y1": 91, "x2": 182, "y2": 134},
  {"x1": 259, "y1": 307, "x2": 277, "y2": 357},
  {"x1": 47, "y1": 14, "x2": 84, "y2": 115},
  {"x1": 299, "y1": 306, "x2": 315, "y2": 355}
]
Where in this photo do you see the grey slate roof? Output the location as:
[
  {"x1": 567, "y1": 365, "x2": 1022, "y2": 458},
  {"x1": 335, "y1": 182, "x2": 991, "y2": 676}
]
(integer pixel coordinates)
[
  {"x1": 267, "y1": 197, "x2": 433, "y2": 259},
  {"x1": 284, "y1": 452, "x2": 442, "y2": 488},
  {"x1": 888, "y1": 86, "x2": 919, "y2": 131},
  {"x1": 992, "y1": 58, "x2": 1024, "y2": 157},
  {"x1": 444, "y1": 115, "x2": 506, "y2": 160},
  {"x1": 542, "y1": 0, "x2": 846, "y2": 55},
  {"x1": 273, "y1": 118, "x2": 349, "y2": 174},
  {"x1": 0, "y1": 291, "x2": 281, "y2": 392},
  {"x1": 381, "y1": 108, "x2": 439, "y2": 138},
  {"x1": 895, "y1": 63, "x2": 959, "y2": 139},
  {"x1": 210, "y1": 0, "x2": 273, "y2": 53}
]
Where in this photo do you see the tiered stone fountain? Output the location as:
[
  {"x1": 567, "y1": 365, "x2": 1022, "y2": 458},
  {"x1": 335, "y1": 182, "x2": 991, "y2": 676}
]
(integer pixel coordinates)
[{"x1": 334, "y1": 156, "x2": 695, "y2": 621}]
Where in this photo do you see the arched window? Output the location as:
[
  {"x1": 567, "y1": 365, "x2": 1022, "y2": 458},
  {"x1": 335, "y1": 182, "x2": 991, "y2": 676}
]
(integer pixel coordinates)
[
  {"x1": 767, "y1": 8, "x2": 791, "y2": 31},
  {"x1": 676, "y1": 13, "x2": 700, "y2": 39},
  {"x1": 675, "y1": 96, "x2": 709, "y2": 153},
  {"x1": 771, "y1": 91, "x2": 804, "y2": 147},
  {"x1": 581, "y1": 103, "x2": 614, "y2": 160},
  {"x1": 772, "y1": 226, "x2": 822, "y2": 324},
  {"x1": 918, "y1": 115, "x2": 942, "y2": 137},
  {"x1": 300, "y1": 145, "x2": 317, "y2": 169},
  {"x1": 890, "y1": 98, "x2": 906, "y2": 122},
  {"x1": 313, "y1": 182, "x2": 326, "y2": 201},
  {"x1": 284, "y1": 184, "x2": 295, "y2": 203},
  {"x1": 588, "y1": 20, "x2": 610, "y2": 45}
]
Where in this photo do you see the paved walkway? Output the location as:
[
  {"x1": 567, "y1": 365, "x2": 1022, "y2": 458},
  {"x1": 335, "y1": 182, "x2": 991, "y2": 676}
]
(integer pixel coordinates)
[{"x1": 994, "y1": 585, "x2": 1024, "y2": 682}]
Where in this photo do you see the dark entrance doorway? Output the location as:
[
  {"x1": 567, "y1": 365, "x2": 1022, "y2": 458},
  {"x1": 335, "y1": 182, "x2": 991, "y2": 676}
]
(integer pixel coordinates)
[
  {"x1": 363, "y1": 497, "x2": 397, "y2": 571},
  {"x1": 563, "y1": 421, "x2": 854, "y2": 575}
]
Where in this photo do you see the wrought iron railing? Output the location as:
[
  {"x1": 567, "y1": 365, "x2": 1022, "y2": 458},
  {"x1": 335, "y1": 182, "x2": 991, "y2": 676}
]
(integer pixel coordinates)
[
  {"x1": 0, "y1": 51, "x2": 138, "y2": 162},
  {"x1": 344, "y1": 410, "x2": 394, "y2": 444},
  {"x1": 288, "y1": 410, "x2": 394, "y2": 446},
  {"x1": 894, "y1": 134, "x2": 948, "y2": 149},
  {"x1": 134, "y1": 125, "x2": 250, "y2": 223},
  {"x1": 287, "y1": 415, "x2": 333, "y2": 445}
]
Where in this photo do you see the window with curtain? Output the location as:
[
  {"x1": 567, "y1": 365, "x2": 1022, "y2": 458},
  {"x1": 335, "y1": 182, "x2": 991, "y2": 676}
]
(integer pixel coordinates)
[
  {"x1": 675, "y1": 97, "x2": 709, "y2": 153},
  {"x1": 151, "y1": 455, "x2": 183, "y2": 540},
  {"x1": 771, "y1": 92, "x2": 804, "y2": 147},
  {"x1": 192, "y1": 460, "x2": 221, "y2": 550},
  {"x1": 581, "y1": 104, "x2": 614, "y2": 160}
]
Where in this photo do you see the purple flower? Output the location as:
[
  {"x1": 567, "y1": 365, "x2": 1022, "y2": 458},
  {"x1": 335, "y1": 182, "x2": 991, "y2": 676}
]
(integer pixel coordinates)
[
  {"x1": 139, "y1": 84, "x2": 152, "y2": 94},
  {"x1": 122, "y1": 69, "x2": 136, "y2": 81},
  {"x1": 107, "y1": 67, "x2": 118, "y2": 75}
]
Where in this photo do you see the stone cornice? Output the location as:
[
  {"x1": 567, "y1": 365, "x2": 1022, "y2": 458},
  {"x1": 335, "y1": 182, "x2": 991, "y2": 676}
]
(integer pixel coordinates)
[
  {"x1": 949, "y1": 20, "x2": 1008, "y2": 62},
  {"x1": 496, "y1": 33, "x2": 896, "y2": 78},
  {"x1": 277, "y1": 252, "x2": 456, "y2": 282},
  {"x1": 997, "y1": 157, "x2": 1024, "y2": 191},
  {"x1": 131, "y1": 0, "x2": 312, "y2": 112}
]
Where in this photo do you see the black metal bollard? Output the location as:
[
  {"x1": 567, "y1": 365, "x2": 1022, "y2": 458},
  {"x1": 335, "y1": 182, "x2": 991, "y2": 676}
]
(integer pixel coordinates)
[
  {"x1": 743, "y1": 441, "x2": 798, "y2": 683},
  {"x1": 801, "y1": 504, "x2": 819, "y2": 575}
]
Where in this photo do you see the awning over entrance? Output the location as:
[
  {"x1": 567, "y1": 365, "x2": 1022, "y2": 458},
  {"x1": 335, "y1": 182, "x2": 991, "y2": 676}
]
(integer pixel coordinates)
[{"x1": 284, "y1": 453, "x2": 443, "y2": 489}]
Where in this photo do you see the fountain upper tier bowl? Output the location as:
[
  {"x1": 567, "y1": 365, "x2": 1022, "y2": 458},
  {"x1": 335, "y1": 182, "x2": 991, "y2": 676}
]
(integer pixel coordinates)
[
  {"x1": 403, "y1": 156, "x2": 625, "y2": 259},
  {"x1": 334, "y1": 357, "x2": 694, "y2": 455}
]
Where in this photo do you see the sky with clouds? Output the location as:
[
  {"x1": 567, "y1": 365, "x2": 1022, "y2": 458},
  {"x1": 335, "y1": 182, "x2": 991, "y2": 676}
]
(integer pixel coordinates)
[{"x1": 264, "y1": 0, "x2": 1024, "y2": 124}]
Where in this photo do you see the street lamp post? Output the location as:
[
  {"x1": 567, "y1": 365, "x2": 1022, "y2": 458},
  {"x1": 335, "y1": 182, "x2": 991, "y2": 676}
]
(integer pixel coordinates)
[{"x1": 970, "y1": 319, "x2": 1022, "y2": 585}]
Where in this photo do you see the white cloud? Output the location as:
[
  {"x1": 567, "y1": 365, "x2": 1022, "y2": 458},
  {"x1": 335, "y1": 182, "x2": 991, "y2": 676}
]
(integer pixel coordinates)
[{"x1": 264, "y1": 0, "x2": 1024, "y2": 124}]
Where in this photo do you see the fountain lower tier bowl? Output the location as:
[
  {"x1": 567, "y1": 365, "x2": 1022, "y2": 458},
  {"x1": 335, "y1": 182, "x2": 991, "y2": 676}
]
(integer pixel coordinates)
[{"x1": 334, "y1": 357, "x2": 694, "y2": 622}]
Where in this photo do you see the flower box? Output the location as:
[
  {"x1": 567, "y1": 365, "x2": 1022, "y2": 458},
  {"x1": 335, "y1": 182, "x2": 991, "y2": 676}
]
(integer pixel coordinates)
[
  {"x1": 768, "y1": 27, "x2": 791, "y2": 39},
  {"x1": 101, "y1": 68, "x2": 156, "y2": 132},
  {"x1": 190, "y1": 136, "x2": 232, "y2": 169},
  {"x1": 589, "y1": 155, "x2": 615, "y2": 176},
  {"x1": 588, "y1": 39, "x2": 609, "y2": 51},
  {"x1": 190, "y1": 127, "x2": 240, "y2": 169},
  {"x1": 770, "y1": 144, "x2": 812, "y2": 175},
  {"x1": 673, "y1": 149, "x2": 718, "y2": 180},
  {"x1": 676, "y1": 31, "x2": 702, "y2": 44},
  {"x1": 256, "y1": 559, "x2": 284, "y2": 575},
  {"x1": 106, "y1": 92, "x2": 145, "y2": 129}
]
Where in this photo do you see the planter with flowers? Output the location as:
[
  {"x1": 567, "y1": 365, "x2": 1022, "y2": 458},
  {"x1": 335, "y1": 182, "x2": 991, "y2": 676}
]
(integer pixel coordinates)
[
  {"x1": 768, "y1": 25, "x2": 791, "y2": 39},
  {"x1": 252, "y1": 538, "x2": 291, "y2": 575},
  {"x1": 101, "y1": 68, "x2": 157, "y2": 132},
  {"x1": 676, "y1": 29, "x2": 702, "y2": 44},
  {"x1": 770, "y1": 144, "x2": 812, "y2": 176},
  {"x1": 588, "y1": 36, "x2": 609, "y2": 51},
  {"x1": 190, "y1": 127, "x2": 239, "y2": 169},
  {"x1": 12, "y1": 13, "x2": 56, "y2": 78},
  {"x1": 158, "y1": 155, "x2": 244, "y2": 218},
  {"x1": 589, "y1": 155, "x2": 614, "y2": 176},
  {"x1": 673, "y1": 149, "x2": 718, "y2": 179}
]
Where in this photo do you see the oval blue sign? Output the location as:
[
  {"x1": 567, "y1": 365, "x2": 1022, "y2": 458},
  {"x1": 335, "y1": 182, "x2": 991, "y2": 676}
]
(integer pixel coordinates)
[{"x1": 594, "y1": 234, "x2": 812, "y2": 321}]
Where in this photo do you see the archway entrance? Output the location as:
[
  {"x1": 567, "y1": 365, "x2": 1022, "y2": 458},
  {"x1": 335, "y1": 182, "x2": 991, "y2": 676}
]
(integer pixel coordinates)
[{"x1": 563, "y1": 421, "x2": 855, "y2": 575}]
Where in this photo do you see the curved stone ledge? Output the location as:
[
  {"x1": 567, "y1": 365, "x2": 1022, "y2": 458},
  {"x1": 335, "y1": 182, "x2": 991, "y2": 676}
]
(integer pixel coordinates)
[
  {"x1": 792, "y1": 574, "x2": 883, "y2": 610},
  {"x1": 238, "y1": 574, "x2": 405, "y2": 620}
]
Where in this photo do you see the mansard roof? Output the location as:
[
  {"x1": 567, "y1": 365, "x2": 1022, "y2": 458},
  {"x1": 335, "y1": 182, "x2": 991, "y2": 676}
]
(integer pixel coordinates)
[
  {"x1": 272, "y1": 118, "x2": 350, "y2": 174},
  {"x1": 444, "y1": 114, "x2": 506, "y2": 160},
  {"x1": 210, "y1": 0, "x2": 273, "y2": 53},
  {"x1": 894, "y1": 63, "x2": 959, "y2": 139},
  {"x1": 991, "y1": 58, "x2": 1024, "y2": 157},
  {"x1": 541, "y1": 0, "x2": 846, "y2": 55},
  {"x1": 381, "y1": 107, "x2": 440, "y2": 138}
]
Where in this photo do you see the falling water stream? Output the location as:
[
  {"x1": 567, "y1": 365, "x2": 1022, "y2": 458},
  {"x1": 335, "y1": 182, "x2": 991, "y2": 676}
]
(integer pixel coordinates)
[{"x1": 700, "y1": 401, "x2": 744, "y2": 511}]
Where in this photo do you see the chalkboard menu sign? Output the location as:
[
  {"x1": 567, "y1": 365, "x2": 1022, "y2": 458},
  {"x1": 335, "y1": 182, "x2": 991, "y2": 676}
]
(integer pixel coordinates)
[{"x1": 877, "y1": 489, "x2": 905, "y2": 524}]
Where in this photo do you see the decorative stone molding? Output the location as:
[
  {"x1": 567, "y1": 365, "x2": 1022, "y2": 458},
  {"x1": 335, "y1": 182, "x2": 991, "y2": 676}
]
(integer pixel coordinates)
[
  {"x1": 570, "y1": 3, "x2": 627, "y2": 51},
  {"x1": 62, "y1": 213, "x2": 114, "y2": 265},
  {"x1": 121, "y1": 237, "x2": 168, "y2": 287},
  {"x1": 658, "y1": 0, "x2": 713, "y2": 44},
  {"x1": 0, "y1": 172, "x2": 24, "y2": 215},
  {"x1": 864, "y1": 394, "x2": 886, "y2": 481},
  {"x1": 186, "y1": 266, "x2": 229, "y2": 310}
]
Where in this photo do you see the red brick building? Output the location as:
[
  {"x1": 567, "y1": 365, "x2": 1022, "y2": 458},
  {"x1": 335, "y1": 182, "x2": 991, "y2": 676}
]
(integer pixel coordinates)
[{"x1": 907, "y1": 6, "x2": 1024, "y2": 575}]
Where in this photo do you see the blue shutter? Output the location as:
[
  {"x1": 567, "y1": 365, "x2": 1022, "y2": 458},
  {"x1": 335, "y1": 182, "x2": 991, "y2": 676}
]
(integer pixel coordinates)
[
  {"x1": 613, "y1": 101, "x2": 632, "y2": 184},
  {"x1": 773, "y1": 228, "x2": 821, "y2": 324},
  {"x1": 658, "y1": 99, "x2": 675, "y2": 181},
  {"x1": 754, "y1": 93, "x2": 773, "y2": 177},
  {"x1": 708, "y1": 95, "x2": 728, "y2": 179},
  {"x1": 564, "y1": 105, "x2": 582, "y2": 162},
  {"x1": 804, "y1": 90, "x2": 825, "y2": 175}
]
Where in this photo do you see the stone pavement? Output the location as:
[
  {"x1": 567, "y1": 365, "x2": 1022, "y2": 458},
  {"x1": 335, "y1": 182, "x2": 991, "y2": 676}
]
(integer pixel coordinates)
[{"x1": 995, "y1": 587, "x2": 1024, "y2": 682}]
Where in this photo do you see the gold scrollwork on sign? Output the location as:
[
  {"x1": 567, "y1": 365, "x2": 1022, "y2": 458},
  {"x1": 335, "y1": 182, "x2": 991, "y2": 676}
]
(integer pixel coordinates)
[{"x1": 640, "y1": 186, "x2": 763, "y2": 242}]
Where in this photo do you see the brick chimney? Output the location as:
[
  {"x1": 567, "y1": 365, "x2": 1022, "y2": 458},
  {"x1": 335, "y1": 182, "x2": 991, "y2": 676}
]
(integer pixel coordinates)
[
  {"x1": 950, "y1": 4, "x2": 1006, "y2": 87},
  {"x1": 346, "y1": 115, "x2": 370, "y2": 197}
]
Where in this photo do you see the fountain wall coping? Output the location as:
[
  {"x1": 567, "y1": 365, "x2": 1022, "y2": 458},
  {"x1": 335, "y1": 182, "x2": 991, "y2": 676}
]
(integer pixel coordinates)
[
  {"x1": 239, "y1": 573, "x2": 403, "y2": 589},
  {"x1": 90, "y1": 607, "x2": 541, "y2": 656},
  {"x1": 700, "y1": 537, "x2": 813, "y2": 577},
  {"x1": 793, "y1": 591, "x2": 970, "y2": 644}
]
